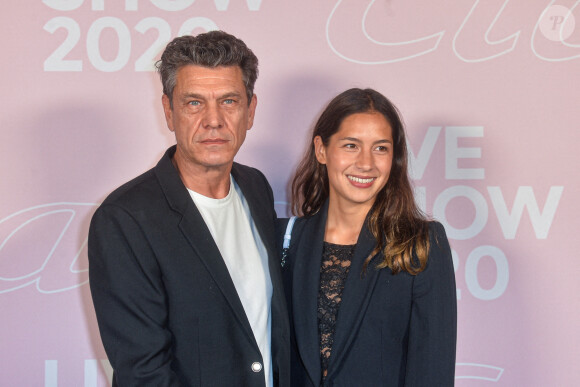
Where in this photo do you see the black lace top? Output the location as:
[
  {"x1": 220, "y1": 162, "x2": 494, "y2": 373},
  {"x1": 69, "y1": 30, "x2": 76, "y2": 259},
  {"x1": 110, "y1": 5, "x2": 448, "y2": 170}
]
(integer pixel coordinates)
[{"x1": 318, "y1": 241, "x2": 355, "y2": 383}]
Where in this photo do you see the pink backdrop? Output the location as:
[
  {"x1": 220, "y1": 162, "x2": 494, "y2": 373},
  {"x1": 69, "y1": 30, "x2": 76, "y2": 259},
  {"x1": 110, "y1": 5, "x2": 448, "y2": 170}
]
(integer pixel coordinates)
[{"x1": 1, "y1": 1, "x2": 578, "y2": 385}]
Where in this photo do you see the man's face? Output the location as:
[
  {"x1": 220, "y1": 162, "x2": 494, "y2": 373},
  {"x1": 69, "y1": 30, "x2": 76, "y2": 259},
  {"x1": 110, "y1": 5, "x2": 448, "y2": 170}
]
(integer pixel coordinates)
[{"x1": 162, "y1": 65, "x2": 257, "y2": 174}]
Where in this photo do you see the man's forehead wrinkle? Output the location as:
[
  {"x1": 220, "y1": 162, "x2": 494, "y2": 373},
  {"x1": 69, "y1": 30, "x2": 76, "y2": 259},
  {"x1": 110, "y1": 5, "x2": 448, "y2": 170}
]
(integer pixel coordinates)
[
  {"x1": 189, "y1": 74, "x2": 239, "y2": 81},
  {"x1": 179, "y1": 82, "x2": 243, "y2": 92},
  {"x1": 176, "y1": 73, "x2": 245, "y2": 92}
]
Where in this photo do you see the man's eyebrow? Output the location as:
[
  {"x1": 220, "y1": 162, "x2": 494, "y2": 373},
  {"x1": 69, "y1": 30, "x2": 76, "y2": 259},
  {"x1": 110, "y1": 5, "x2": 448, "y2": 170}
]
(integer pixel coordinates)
[
  {"x1": 220, "y1": 92, "x2": 244, "y2": 100},
  {"x1": 180, "y1": 91, "x2": 243, "y2": 100},
  {"x1": 181, "y1": 93, "x2": 205, "y2": 100}
]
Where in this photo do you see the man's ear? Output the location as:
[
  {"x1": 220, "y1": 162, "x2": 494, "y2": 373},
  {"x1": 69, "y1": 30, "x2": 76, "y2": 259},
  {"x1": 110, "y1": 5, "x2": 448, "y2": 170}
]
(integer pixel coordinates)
[
  {"x1": 247, "y1": 94, "x2": 257, "y2": 130},
  {"x1": 313, "y1": 136, "x2": 326, "y2": 164},
  {"x1": 162, "y1": 94, "x2": 174, "y2": 132}
]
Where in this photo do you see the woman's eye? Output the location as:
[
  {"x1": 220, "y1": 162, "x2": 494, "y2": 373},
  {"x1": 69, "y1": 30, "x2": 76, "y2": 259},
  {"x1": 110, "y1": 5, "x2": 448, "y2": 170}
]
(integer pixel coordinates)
[
  {"x1": 375, "y1": 146, "x2": 388, "y2": 152},
  {"x1": 344, "y1": 144, "x2": 357, "y2": 149}
]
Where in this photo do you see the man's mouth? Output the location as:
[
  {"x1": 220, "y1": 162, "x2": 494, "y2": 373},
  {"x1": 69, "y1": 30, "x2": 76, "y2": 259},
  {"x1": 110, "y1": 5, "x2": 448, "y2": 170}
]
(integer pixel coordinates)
[{"x1": 201, "y1": 138, "x2": 228, "y2": 144}]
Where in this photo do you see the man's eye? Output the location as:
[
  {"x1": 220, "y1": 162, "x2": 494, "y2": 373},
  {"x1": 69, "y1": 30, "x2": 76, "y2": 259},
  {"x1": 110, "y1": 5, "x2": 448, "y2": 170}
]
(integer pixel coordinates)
[
  {"x1": 188, "y1": 101, "x2": 200, "y2": 106},
  {"x1": 223, "y1": 99, "x2": 235, "y2": 105}
]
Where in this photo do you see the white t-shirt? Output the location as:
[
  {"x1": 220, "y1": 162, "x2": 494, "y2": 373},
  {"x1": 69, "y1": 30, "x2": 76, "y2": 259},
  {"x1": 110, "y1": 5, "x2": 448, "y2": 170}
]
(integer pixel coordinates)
[{"x1": 188, "y1": 176, "x2": 273, "y2": 387}]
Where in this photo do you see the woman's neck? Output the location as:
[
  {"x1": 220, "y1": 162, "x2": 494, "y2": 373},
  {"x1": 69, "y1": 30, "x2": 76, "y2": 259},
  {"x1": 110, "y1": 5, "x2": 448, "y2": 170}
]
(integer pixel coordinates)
[{"x1": 324, "y1": 198, "x2": 373, "y2": 245}]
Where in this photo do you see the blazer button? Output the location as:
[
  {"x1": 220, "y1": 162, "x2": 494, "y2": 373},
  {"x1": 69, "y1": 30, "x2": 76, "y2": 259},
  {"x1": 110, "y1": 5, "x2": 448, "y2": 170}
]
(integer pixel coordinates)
[{"x1": 251, "y1": 362, "x2": 262, "y2": 372}]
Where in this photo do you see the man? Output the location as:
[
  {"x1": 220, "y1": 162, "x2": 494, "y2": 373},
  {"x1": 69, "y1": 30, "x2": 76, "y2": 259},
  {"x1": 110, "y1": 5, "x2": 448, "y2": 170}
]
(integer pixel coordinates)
[{"x1": 89, "y1": 31, "x2": 290, "y2": 387}]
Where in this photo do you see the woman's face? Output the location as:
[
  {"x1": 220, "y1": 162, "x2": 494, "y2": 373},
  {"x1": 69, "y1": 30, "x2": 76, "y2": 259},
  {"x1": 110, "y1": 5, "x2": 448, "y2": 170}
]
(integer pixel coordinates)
[{"x1": 314, "y1": 111, "x2": 394, "y2": 211}]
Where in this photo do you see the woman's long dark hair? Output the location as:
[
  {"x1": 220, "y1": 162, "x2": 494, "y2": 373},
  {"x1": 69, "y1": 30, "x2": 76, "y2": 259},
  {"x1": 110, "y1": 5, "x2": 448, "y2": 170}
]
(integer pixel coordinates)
[{"x1": 291, "y1": 88, "x2": 430, "y2": 274}]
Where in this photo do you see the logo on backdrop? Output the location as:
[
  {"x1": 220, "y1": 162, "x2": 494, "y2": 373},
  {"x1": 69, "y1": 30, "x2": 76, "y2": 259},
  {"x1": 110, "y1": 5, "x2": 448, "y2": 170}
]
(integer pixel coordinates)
[
  {"x1": 538, "y1": 4, "x2": 576, "y2": 42},
  {"x1": 0, "y1": 203, "x2": 96, "y2": 294},
  {"x1": 326, "y1": 0, "x2": 579, "y2": 63}
]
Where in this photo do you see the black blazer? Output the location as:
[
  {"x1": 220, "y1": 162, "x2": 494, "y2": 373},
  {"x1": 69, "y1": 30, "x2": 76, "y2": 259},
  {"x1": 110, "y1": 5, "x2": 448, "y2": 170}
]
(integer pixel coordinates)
[
  {"x1": 89, "y1": 146, "x2": 290, "y2": 387},
  {"x1": 279, "y1": 203, "x2": 456, "y2": 387}
]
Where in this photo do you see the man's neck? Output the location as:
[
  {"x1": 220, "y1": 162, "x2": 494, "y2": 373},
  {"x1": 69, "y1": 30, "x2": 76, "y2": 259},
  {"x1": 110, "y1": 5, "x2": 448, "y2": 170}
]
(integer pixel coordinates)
[{"x1": 171, "y1": 155, "x2": 232, "y2": 199}]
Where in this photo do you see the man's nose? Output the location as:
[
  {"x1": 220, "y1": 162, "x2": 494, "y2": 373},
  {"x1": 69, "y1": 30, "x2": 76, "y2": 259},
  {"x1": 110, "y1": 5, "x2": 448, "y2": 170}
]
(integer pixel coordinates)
[{"x1": 202, "y1": 103, "x2": 224, "y2": 129}]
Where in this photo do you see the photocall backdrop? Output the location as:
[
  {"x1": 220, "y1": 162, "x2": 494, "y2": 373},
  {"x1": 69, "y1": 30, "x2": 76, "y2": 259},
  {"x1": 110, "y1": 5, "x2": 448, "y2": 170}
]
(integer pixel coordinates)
[{"x1": 1, "y1": 1, "x2": 578, "y2": 386}]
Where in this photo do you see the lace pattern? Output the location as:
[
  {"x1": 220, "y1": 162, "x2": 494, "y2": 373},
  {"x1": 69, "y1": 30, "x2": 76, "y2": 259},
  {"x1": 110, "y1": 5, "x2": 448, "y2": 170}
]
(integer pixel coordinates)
[{"x1": 317, "y1": 241, "x2": 355, "y2": 383}]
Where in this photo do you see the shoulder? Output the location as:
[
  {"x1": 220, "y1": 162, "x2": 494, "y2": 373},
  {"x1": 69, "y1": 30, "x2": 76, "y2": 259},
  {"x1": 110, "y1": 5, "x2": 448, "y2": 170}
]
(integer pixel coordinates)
[
  {"x1": 92, "y1": 157, "x2": 180, "y2": 231},
  {"x1": 232, "y1": 162, "x2": 273, "y2": 196},
  {"x1": 275, "y1": 216, "x2": 307, "y2": 250},
  {"x1": 99, "y1": 168, "x2": 160, "y2": 212},
  {"x1": 232, "y1": 162, "x2": 269, "y2": 185},
  {"x1": 428, "y1": 221, "x2": 449, "y2": 245},
  {"x1": 421, "y1": 221, "x2": 454, "y2": 278},
  {"x1": 412, "y1": 221, "x2": 455, "y2": 295},
  {"x1": 276, "y1": 216, "x2": 307, "y2": 236},
  {"x1": 101, "y1": 146, "x2": 177, "y2": 210},
  {"x1": 89, "y1": 169, "x2": 163, "y2": 239},
  {"x1": 276, "y1": 215, "x2": 306, "y2": 229},
  {"x1": 91, "y1": 147, "x2": 186, "y2": 240},
  {"x1": 427, "y1": 221, "x2": 451, "y2": 253}
]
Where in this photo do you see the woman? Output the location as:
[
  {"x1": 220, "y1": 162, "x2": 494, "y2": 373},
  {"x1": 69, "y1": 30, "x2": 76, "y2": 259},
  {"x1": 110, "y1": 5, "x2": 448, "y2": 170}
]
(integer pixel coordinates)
[{"x1": 279, "y1": 88, "x2": 457, "y2": 386}]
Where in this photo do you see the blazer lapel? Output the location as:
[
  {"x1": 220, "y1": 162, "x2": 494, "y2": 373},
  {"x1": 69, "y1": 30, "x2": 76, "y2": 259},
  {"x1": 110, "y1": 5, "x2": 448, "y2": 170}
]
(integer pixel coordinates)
[
  {"x1": 231, "y1": 164, "x2": 291, "y2": 374},
  {"x1": 178, "y1": 204, "x2": 258, "y2": 344},
  {"x1": 325, "y1": 222, "x2": 382, "y2": 381},
  {"x1": 292, "y1": 204, "x2": 328, "y2": 386},
  {"x1": 154, "y1": 149, "x2": 258, "y2": 349},
  {"x1": 230, "y1": 164, "x2": 277, "y2": 261}
]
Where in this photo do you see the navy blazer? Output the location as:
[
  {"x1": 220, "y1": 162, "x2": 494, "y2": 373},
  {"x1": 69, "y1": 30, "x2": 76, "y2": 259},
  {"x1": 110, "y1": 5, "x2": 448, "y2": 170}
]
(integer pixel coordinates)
[
  {"x1": 89, "y1": 146, "x2": 290, "y2": 387},
  {"x1": 279, "y1": 203, "x2": 456, "y2": 386}
]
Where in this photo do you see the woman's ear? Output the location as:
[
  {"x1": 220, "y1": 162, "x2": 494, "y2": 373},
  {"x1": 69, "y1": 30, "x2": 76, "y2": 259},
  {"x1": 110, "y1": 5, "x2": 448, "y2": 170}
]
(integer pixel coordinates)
[{"x1": 313, "y1": 136, "x2": 327, "y2": 164}]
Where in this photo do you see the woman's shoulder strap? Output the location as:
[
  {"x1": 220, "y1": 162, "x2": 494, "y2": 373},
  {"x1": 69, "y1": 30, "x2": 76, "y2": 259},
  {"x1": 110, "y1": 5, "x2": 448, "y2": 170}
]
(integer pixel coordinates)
[{"x1": 282, "y1": 216, "x2": 298, "y2": 249}]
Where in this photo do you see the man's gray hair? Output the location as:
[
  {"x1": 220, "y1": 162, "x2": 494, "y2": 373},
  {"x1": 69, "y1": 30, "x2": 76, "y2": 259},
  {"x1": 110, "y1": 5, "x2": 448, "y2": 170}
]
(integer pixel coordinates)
[{"x1": 156, "y1": 30, "x2": 259, "y2": 107}]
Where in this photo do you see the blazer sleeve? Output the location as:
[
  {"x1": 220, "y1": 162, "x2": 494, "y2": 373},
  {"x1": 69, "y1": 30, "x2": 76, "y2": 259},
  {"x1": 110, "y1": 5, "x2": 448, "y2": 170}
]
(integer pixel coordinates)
[
  {"x1": 404, "y1": 222, "x2": 457, "y2": 386},
  {"x1": 88, "y1": 204, "x2": 182, "y2": 387}
]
